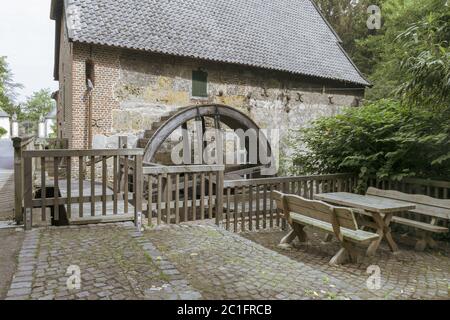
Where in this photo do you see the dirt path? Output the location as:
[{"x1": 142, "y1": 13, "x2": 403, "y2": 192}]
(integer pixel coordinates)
[{"x1": 0, "y1": 228, "x2": 25, "y2": 299}]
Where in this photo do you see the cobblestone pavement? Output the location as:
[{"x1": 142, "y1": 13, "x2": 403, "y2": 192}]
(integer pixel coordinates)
[
  {"x1": 144, "y1": 223, "x2": 374, "y2": 300},
  {"x1": 242, "y1": 227, "x2": 450, "y2": 300},
  {"x1": 6, "y1": 223, "x2": 201, "y2": 300},
  {"x1": 5, "y1": 222, "x2": 449, "y2": 300}
]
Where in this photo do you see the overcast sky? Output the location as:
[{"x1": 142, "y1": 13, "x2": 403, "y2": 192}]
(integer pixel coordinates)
[{"x1": 0, "y1": 0, "x2": 58, "y2": 103}]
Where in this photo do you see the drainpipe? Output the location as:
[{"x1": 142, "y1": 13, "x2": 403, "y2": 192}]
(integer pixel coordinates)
[{"x1": 86, "y1": 79, "x2": 94, "y2": 149}]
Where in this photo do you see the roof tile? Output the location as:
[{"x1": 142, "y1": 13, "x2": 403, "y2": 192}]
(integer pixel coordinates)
[{"x1": 65, "y1": 0, "x2": 369, "y2": 86}]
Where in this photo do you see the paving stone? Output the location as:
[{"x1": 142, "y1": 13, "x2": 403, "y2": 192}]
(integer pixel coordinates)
[
  {"x1": 143, "y1": 222, "x2": 450, "y2": 300},
  {"x1": 10, "y1": 282, "x2": 32, "y2": 289},
  {"x1": 242, "y1": 226, "x2": 450, "y2": 300},
  {"x1": 8, "y1": 221, "x2": 447, "y2": 300},
  {"x1": 7, "y1": 287, "x2": 32, "y2": 297}
]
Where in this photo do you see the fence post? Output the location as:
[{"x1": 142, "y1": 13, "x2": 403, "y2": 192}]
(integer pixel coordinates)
[
  {"x1": 23, "y1": 156, "x2": 33, "y2": 230},
  {"x1": 134, "y1": 154, "x2": 143, "y2": 229},
  {"x1": 118, "y1": 136, "x2": 128, "y2": 193},
  {"x1": 215, "y1": 169, "x2": 224, "y2": 226},
  {"x1": 12, "y1": 137, "x2": 24, "y2": 224}
]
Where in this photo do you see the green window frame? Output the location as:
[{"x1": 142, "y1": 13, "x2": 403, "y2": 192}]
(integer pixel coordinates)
[{"x1": 192, "y1": 70, "x2": 208, "y2": 98}]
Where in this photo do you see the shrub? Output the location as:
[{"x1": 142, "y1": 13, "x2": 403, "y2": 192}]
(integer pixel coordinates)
[{"x1": 289, "y1": 100, "x2": 450, "y2": 185}]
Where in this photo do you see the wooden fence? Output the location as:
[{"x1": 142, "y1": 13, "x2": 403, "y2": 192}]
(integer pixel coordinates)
[
  {"x1": 143, "y1": 165, "x2": 224, "y2": 226},
  {"x1": 22, "y1": 148, "x2": 143, "y2": 230},
  {"x1": 12, "y1": 135, "x2": 36, "y2": 223},
  {"x1": 14, "y1": 142, "x2": 450, "y2": 235},
  {"x1": 222, "y1": 173, "x2": 356, "y2": 232},
  {"x1": 367, "y1": 177, "x2": 450, "y2": 231},
  {"x1": 367, "y1": 177, "x2": 450, "y2": 199}
]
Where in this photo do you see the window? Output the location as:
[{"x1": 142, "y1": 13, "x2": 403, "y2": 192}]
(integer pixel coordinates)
[
  {"x1": 192, "y1": 70, "x2": 208, "y2": 97},
  {"x1": 85, "y1": 60, "x2": 95, "y2": 88}
]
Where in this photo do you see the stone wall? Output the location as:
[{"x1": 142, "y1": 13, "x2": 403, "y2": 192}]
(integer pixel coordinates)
[{"x1": 62, "y1": 42, "x2": 363, "y2": 154}]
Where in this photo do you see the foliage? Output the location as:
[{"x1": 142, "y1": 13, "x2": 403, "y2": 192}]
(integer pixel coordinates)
[
  {"x1": 289, "y1": 0, "x2": 450, "y2": 185},
  {"x1": 395, "y1": 8, "x2": 450, "y2": 108},
  {"x1": 289, "y1": 100, "x2": 450, "y2": 183},
  {"x1": 48, "y1": 122, "x2": 58, "y2": 139},
  {"x1": 0, "y1": 56, "x2": 23, "y2": 117},
  {"x1": 0, "y1": 127, "x2": 7, "y2": 138},
  {"x1": 315, "y1": 0, "x2": 449, "y2": 102},
  {"x1": 360, "y1": 0, "x2": 449, "y2": 101},
  {"x1": 314, "y1": 0, "x2": 383, "y2": 76},
  {"x1": 22, "y1": 89, "x2": 55, "y2": 122}
]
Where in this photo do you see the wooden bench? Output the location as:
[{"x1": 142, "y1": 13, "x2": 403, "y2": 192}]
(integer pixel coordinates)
[
  {"x1": 272, "y1": 191, "x2": 379, "y2": 265},
  {"x1": 366, "y1": 188, "x2": 450, "y2": 251}
]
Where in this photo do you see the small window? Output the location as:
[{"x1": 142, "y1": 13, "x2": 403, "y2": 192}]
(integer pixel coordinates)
[
  {"x1": 192, "y1": 70, "x2": 208, "y2": 97},
  {"x1": 85, "y1": 60, "x2": 95, "y2": 87}
]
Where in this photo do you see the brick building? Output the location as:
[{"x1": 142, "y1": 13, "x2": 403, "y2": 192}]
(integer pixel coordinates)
[{"x1": 50, "y1": 0, "x2": 369, "y2": 161}]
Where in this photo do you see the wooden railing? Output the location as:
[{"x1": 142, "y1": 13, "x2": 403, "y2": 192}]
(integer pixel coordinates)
[
  {"x1": 35, "y1": 138, "x2": 69, "y2": 150},
  {"x1": 22, "y1": 149, "x2": 143, "y2": 230},
  {"x1": 12, "y1": 135, "x2": 36, "y2": 224},
  {"x1": 143, "y1": 165, "x2": 224, "y2": 226},
  {"x1": 222, "y1": 173, "x2": 356, "y2": 232},
  {"x1": 368, "y1": 177, "x2": 450, "y2": 231},
  {"x1": 367, "y1": 177, "x2": 450, "y2": 199}
]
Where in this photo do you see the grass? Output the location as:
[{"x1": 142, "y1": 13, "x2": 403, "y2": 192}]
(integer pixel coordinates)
[
  {"x1": 325, "y1": 292, "x2": 337, "y2": 300},
  {"x1": 159, "y1": 271, "x2": 170, "y2": 282}
]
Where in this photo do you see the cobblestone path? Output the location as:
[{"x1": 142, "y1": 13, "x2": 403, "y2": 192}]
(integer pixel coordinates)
[
  {"x1": 242, "y1": 227, "x2": 450, "y2": 300},
  {"x1": 144, "y1": 223, "x2": 371, "y2": 300},
  {"x1": 6, "y1": 223, "x2": 200, "y2": 300},
  {"x1": 5, "y1": 222, "x2": 449, "y2": 300}
]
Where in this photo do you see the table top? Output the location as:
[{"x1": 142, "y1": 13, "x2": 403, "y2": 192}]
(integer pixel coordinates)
[{"x1": 314, "y1": 192, "x2": 416, "y2": 214}]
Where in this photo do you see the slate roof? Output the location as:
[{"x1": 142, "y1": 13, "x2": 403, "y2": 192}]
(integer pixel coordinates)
[{"x1": 52, "y1": 0, "x2": 369, "y2": 86}]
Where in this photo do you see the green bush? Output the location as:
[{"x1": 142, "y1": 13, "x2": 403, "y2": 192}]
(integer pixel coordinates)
[
  {"x1": 289, "y1": 100, "x2": 450, "y2": 185},
  {"x1": 0, "y1": 127, "x2": 6, "y2": 138}
]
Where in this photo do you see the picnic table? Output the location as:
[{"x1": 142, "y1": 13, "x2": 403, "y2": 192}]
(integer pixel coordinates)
[{"x1": 314, "y1": 192, "x2": 416, "y2": 256}]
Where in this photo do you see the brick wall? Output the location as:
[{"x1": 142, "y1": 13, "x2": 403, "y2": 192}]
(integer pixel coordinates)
[
  {"x1": 69, "y1": 44, "x2": 121, "y2": 149},
  {"x1": 58, "y1": 42, "x2": 364, "y2": 153}
]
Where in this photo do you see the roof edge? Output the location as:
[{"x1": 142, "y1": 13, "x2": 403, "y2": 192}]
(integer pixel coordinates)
[
  {"x1": 336, "y1": 42, "x2": 371, "y2": 87},
  {"x1": 308, "y1": 0, "x2": 370, "y2": 87},
  {"x1": 50, "y1": 0, "x2": 61, "y2": 20},
  {"x1": 308, "y1": 0, "x2": 343, "y2": 44},
  {"x1": 51, "y1": 0, "x2": 64, "y2": 81}
]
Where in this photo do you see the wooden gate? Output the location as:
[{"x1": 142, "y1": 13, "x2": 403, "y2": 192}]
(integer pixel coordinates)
[{"x1": 21, "y1": 148, "x2": 143, "y2": 230}]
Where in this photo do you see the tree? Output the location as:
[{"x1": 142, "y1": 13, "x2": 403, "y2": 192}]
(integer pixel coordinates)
[
  {"x1": 314, "y1": 0, "x2": 384, "y2": 76},
  {"x1": 0, "y1": 127, "x2": 7, "y2": 138},
  {"x1": 23, "y1": 89, "x2": 55, "y2": 122},
  {"x1": 288, "y1": 0, "x2": 450, "y2": 183},
  {"x1": 0, "y1": 56, "x2": 23, "y2": 117},
  {"x1": 396, "y1": 5, "x2": 450, "y2": 109},
  {"x1": 359, "y1": 0, "x2": 448, "y2": 101},
  {"x1": 315, "y1": 0, "x2": 449, "y2": 102}
]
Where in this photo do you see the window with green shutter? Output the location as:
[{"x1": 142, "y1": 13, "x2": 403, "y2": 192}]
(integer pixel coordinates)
[{"x1": 192, "y1": 70, "x2": 208, "y2": 97}]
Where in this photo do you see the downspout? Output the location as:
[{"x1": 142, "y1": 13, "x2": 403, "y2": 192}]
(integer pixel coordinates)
[{"x1": 86, "y1": 78, "x2": 94, "y2": 149}]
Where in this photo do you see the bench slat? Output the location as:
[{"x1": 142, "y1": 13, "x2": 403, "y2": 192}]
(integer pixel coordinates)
[
  {"x1": 290, "y1": 213, "x2": 380, "y2": 244},
  {"x1": 272, "y1": 192, "x2": 358, "y2": 231},
  {"x1": 367, "y1": 188, "x2": 450, "y2": 220},
  {"x1": 391, "y1": 216, "x2": 449, "y2": 233}
]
